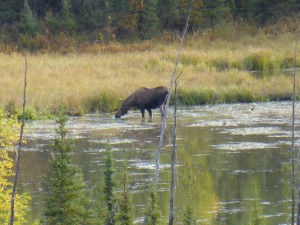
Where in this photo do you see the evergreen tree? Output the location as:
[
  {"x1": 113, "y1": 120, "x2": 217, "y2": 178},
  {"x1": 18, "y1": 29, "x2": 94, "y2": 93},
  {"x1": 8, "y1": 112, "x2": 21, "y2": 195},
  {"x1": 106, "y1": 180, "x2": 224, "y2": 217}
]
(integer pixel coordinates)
[
  {"x1": 108, "y1": 0, "x2": 127, "y2": 29},
  {"x1": 45, "y1": 0, "x2": 76, "y2": 35},
  {"x1": 202, "y1": 0, "x2": 229, "y2": 28},
  {"x1": 233, "y1": 0, "x2": 256, "y2": 22},
  {"x1": 61, "y1": 0, "x2": 76, "y2": 35},
  {"x1": 117, "y1": 163, "x2": 134, "y2": 225},
  {"x1": 145, "y1": 183, "x2": 161, "y2": 225},
  {"x1": 42, "y1": 110, "x2": 89, "y2": 225},
  {"x1": 71, "y1": 0, "x2": 99, "y2": 32},
  {"x1": 0, "y1": 0, "x2": 17, "y2": 24},
  {"x1": 178, "y1": 0, "x2": 204, "y2": 30},
  {"x1": 103, "y1": 145, "x2": 116, "y2": 218},
  {"x1": 44, "y1": 10, "x2": 60, "y2": 34},
  {"x1": 141, "y1": 0, "x2": 159, "y2": 39},
  {"x1": 19, "y1": 0, "x2": 40, "y2": 37},
  {"x1": 253, "y1": 0, "x2": 272, "y2": 26},
  {"x1": 97, "y1": 0, "x2": 110, "y2": 29},
  {"x1": 157, "y1": 0, "x2": 179, "y2": 30},
  {"x1": 106, "y1": 0, "x2": 141, "y2": 39},
  {"x1": 121, "y1": 0, "x2": 142, "y2": 38}
]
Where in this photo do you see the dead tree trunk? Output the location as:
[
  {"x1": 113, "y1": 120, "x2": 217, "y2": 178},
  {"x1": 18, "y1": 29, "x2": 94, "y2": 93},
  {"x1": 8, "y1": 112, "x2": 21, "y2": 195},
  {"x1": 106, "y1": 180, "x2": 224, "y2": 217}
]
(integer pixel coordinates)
[
  {"x1": 153, "y1": 1, "x2": 192, "y2": 188},
  {"x1": 10, "y1": 54, "x2": 28, "y2": 225},
  {"x1": 169, "y1": 72, "x2": 182, "y2": 225}
]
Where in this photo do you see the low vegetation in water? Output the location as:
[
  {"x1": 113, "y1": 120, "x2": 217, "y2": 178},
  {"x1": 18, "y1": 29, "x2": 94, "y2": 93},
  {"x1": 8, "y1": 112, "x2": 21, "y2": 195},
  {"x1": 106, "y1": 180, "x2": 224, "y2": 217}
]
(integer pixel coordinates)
[{"x1": 1, "y1": 26, "x2": 300, "y2": 117}]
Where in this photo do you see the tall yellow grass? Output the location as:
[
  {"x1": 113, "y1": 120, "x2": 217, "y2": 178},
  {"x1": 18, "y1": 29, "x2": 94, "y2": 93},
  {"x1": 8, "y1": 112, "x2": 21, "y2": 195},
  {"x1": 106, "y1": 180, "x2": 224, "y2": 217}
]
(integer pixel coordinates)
[{"x1": 1, "y1": 30, "x2": 299, "y2": 116}]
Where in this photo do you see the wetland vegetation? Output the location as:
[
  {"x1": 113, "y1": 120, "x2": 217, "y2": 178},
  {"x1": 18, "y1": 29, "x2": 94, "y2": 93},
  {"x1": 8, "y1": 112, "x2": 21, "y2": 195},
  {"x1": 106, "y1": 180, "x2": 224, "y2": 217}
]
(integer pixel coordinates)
[{"x1": 1, "y1": 28, "x2": 300, "y2": 118}]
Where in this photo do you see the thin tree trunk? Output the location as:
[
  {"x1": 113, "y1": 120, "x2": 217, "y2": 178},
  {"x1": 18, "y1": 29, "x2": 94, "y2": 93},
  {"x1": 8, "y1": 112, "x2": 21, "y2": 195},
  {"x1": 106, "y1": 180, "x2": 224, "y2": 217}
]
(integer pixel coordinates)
[
  {"x1": 153, "y1": 1, "x2": 193, "y2": 188},
  {"x1": 10, "y1": 54, "x2": 28, "y2": 225},
  {"x1": 169, "y1": 71, "x2": 183, "y2": 225},
  {"x1": 292, "y1": 42, "x2": 297, "y2": 225},
  {"x1": 293, "y1": 42, "x2": 299, "y2": 225}
]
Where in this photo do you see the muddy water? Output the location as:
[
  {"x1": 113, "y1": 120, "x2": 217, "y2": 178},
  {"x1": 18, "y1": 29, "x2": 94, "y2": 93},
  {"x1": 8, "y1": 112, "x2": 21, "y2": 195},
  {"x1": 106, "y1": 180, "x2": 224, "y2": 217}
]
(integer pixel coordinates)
[{"x1": 20, "y1": 101, "x2": 299, "y2": 224}]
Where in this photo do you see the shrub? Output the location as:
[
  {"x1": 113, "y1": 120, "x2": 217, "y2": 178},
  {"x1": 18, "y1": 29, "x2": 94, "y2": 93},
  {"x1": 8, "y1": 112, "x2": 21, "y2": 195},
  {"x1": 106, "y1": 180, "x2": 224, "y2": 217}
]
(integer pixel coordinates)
[{"x1": 0, "y1": 109, "x2": 30, "y2": 224}]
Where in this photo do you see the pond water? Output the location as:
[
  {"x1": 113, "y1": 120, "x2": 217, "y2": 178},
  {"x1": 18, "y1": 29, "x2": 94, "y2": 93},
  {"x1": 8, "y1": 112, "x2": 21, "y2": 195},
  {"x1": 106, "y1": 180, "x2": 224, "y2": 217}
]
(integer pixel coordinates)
[{"x1": 19, "y1": 101, "x2": 300, "y2": 224}]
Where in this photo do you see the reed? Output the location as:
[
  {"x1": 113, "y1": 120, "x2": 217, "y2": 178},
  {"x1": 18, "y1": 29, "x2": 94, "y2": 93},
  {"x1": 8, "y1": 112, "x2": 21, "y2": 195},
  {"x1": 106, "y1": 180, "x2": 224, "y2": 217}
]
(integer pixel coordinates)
[{"x1": 1, "y1": 30, "x2": 299, "y2": 116}]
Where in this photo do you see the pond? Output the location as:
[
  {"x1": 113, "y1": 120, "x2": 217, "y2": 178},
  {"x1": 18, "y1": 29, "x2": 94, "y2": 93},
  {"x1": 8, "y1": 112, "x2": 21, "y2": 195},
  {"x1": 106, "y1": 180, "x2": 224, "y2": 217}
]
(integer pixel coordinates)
[{"x1": 19, "y1": 101, "x2": 299, "y2": 224}]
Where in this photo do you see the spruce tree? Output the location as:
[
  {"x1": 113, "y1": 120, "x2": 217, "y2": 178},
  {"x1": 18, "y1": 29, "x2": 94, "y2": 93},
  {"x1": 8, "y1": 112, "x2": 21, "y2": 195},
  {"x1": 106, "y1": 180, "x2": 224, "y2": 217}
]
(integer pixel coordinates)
[
  {"x1": 117, "y1": 163, "x2": 134, "y2": 225},
  {"x1": 103, "y1": 145, "x2": 116, "y2": 221},
  {"x1": 141, "y1": 0, "x2": 159, "y2": 39},
  {"x1": 178, "y1": 0, "x2": 204, "y2": 30},
  {"x1": 61, "y1": 0, "x2": 76, "y2": 35},
  {"x1": 19, "y1": 0, "x2": 39, "y2": 37},
  {"x1": 253, "y1": 0, "x2": 272, "y2": 26},
  {"x1": 157, "y1": 0, "x2": 179, "y2": 30},
  {"x1": 145, "y1": 183, "x2": 161, "y2": 225},
  {"x1": 42, "y1": 110, "x2": 89, "y2": 225},
  {"x1": 71, "y1": 0, "x2": 98, "y2": 32},
  {"x1": 202, "y1": 0, "x2": 229, "y2": 28},
  {"x1": 0, "y1": 0, "x2": 17, "y2": 24}
]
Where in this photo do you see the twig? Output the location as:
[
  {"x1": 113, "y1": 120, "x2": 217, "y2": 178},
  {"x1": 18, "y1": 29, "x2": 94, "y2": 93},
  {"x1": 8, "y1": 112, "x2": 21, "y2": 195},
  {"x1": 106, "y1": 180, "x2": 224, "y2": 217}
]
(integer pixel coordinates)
[{"x1": 10, "y1": 54, "x2": 28, "y2": 225}]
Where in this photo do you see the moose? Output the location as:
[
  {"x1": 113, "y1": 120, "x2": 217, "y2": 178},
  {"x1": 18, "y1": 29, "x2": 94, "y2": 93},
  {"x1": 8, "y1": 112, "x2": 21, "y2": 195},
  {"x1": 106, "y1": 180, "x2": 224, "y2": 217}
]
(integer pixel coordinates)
[{"x1": 115, "y1": 86, "x2": 169, "y2": 118}]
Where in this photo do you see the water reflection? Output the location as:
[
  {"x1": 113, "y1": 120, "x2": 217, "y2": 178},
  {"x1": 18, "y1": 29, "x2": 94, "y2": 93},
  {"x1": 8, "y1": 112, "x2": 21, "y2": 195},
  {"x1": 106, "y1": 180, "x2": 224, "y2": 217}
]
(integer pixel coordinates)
[{"x1": 19, "y1": 102, "x2": 299, "y2": 224}]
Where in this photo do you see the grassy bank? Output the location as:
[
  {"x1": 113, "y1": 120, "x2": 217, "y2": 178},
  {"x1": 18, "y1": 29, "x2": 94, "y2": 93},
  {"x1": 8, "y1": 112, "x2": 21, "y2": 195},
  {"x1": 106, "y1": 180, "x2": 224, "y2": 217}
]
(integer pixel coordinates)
[{"x1": 1, "y1": 29, "x2": 300, "y2": 118}]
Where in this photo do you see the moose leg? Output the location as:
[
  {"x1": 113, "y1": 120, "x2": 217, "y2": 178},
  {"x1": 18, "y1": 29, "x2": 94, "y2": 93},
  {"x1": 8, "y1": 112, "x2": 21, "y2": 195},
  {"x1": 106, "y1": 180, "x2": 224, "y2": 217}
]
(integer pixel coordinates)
[
  {"x1": 147, "y1": 109, "x2": 152, "y2": 118},
  {"x1": 140, "y1": 109, "x2": 145, "y2": 118}
]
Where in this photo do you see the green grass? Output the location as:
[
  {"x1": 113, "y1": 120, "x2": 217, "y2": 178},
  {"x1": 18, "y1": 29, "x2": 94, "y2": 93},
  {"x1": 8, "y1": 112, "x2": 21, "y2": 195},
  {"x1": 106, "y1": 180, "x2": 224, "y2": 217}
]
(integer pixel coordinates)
[{"x1": 1, "y1": 27, "x2": 300, "y2": 117}]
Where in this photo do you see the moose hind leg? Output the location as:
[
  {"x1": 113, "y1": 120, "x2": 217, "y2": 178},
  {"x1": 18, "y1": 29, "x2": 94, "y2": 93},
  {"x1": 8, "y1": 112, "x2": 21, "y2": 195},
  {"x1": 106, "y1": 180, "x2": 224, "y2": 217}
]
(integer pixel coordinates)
[{"x1": 147, "y1": 109, "x2": 152, "y2": 117}]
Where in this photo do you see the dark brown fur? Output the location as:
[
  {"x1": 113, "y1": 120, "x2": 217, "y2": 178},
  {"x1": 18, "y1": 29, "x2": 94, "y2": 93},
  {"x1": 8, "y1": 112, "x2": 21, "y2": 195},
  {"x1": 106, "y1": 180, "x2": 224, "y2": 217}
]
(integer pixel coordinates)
[{"x1": 115, "y1": 86, "x2": 168, "y2": 118}]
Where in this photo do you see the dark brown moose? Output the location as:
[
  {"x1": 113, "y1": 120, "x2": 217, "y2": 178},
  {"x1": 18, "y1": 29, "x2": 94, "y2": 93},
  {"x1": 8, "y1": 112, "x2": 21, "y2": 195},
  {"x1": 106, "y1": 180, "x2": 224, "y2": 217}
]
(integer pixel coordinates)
[{"x1": 115, "y1": 86, "x2": 168, "y2": 118}]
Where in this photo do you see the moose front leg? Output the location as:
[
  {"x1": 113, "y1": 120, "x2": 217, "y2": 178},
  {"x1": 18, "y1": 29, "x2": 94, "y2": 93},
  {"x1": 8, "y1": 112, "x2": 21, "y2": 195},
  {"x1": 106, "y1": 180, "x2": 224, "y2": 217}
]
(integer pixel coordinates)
[{"x1": 140, "y1": 108, "x2": 145, "y2": 118}]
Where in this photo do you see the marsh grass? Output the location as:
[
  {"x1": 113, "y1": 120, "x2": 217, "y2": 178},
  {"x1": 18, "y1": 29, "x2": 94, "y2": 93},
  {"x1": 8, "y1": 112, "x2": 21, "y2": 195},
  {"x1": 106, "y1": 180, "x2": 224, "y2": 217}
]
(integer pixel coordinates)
[{"x1": 1, "y1": 29, "x2": 300, "y2": 116}]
